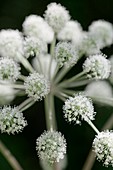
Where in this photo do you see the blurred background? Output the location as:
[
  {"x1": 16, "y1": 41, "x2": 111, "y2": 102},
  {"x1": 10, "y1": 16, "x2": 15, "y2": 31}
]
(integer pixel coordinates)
[{"x1": 0, "y1": 0, "x2": 113, "y2": 170}]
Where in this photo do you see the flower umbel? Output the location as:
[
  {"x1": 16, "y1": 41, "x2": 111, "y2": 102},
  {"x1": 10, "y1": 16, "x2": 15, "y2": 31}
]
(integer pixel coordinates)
[
  {"x1": 93, "y1": 130, "x2": 113, "y2": 167},
  {"x1": 83, "y1": 54, "x2": 111, "y2": 79},
  {"x1": 0, "y1": 58, "x2": 20, "y2": 82},
  {"x1": 36, "y1": 131, "x2": 66, "y2": 164},
  {"x1": 0, "y1": 106, "x2": 27, "y2": 134},
  {"x1": 63, "y1": 93, "x2": 96, "y2": 124},
  {"x1": 55, "y1": 42, "x2": 78, "y2": 67},
  {"x1": 24, "y1": 72, "x2": 50, "y2": 101},
  {"x1": 44, "y1": 2, "x2": 70, "y2": 33}
]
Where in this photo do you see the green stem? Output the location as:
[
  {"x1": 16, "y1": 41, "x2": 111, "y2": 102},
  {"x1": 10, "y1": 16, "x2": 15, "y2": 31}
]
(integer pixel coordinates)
[
  {"x1": 0, "y1": 140, "x2": 23, "y2": 170},
  {"x1": 0, "y1": 82, "x2": 25, "y2": 90},
  {"x1": 18, "y1": 98, "x2": 35, "y2": 112},
  {"x1": 90, "y1": 96, "x2": 113, "y2": 107},
  {"x1": 54, "y1": 66, "x2": 71, "y2": 84},
  {"x1": 57, "y1": 71, "x2": 86, "y2": 87},
  {"x1": 87, "y1": 119, "x2": 100, "y2": 134},
  {"x1": 44, "y1": 94, "x2": 57, "y2": 131},
  {"x1": 17, "y1": 54, "x2": 34, "y2": 73},
  {"x1": 49, "y1": 34, "x2": 56, "y2": 80}
]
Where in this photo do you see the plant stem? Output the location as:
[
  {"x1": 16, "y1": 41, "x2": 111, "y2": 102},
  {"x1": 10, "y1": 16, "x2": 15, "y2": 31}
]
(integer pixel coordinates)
[
  {"x1": 17, "y1": 54, "x2": 34, "y2": 73},
  {"x1": 0, "y1": 140, "x2": 23, "y2": 170},
  {"x1": 0, "y1": 82, "x2": 25, "y2": 90},
  {"x1": 49, "y1": 34, "x2": 56, "y2": 80},
  {"x1": 54, "y1": 66, "x2": 71, "y2": 84},
  {"x1": 18, "y1": 98, "x2": 35, "y2": 112},
  {"x1": 57, "y1": 71, "x2": 86, "y2": 87},
  {"x1": 87, "y1": 119, "x2": 100, "y2": 134},
  {"x1": 44, "y1": 94, "x2": 57, "y2": 131}
]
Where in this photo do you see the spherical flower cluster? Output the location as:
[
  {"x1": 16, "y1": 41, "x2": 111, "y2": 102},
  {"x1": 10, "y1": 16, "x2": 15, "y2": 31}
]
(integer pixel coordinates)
[
  {"x1": 24, "y1": 72, "x2": 50, "y2": 101},
  {"x1": 85, "y1": 80, "x2": 113, "y2": 99},
  {"x1": 0, "y1": 106, "x2": 27, "y2": 134},
  {"x1": 83, "y1": 54, "x2": 111, "y2": 79},
  {"x1": 0, "y1": 29, "x2": 23, "y2": 60},
  {"x1": 63, "y1": 93, "x2": 96, "y2": 124},
  {"x1": 24, "y1": 37, "x2": 47, "y2": 58},
  {"x1": 93, "y1": 130, "x2": 113, "y2": 167},
  {"x1": 58, "y1": 20, "x2": 83, "y2": 43},
  {"x1": 78, "y1": 33, "x2": 100, "y2": 56},
  {"x1": 0, "y1": 58, "x2": 20, "y2": 82},
  {"x1": 22, "y1": 15, "x2": 54, "y2": 43},
  {"x1": 55, "y1": 42, "x2": 79, "y2": 67},
  {"x1": 89, "y1": 20, "x2": 113, "y2": 49},
  {"x1": 44, "y1": 2, "x2": 70, "y2": 33},
  {"x1": 36, "y1": 130, "x2": 66, "y2": 164}
]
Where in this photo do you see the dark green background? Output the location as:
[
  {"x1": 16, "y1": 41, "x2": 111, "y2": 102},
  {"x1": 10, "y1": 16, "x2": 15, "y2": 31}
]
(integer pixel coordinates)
[{"x1": 0, "y1": 0, "x2": 113, "y2": 170}]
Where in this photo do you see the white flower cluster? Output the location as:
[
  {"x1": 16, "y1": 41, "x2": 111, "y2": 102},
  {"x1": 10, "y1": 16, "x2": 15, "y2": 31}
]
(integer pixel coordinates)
[
  {"x1": 0, "y1": 106, "x2": 27, "y2": 134},
  {"x1": 83, "y1": 54, "x2": 111, "y2": 79},
  {"x1": 55, "y1": 42, "x2": 79, "y2": 67},
  {"x1": 0, "y1": 29, "x2": 23, "y2": 60},
  {"x1": 93, "y1": 130, "x2": 113, "y2": 167},
  {"x1": 24, "y1": 37, "x2": 47, "y2": 58},
  {"x1": 24, "y1": 72, "x2": 50, "y2": 101},
  {"x1": 63, "y1": 93, "x2": 96, "y2": 124},
  {"x1": 0, "y1": 58, "x2": 20, "y2": 82},
  {"x1": 58, "y1": 20, "x2": 83, "y2": 43},
  {"x1": 23, "y1": 15, "x2": 54, "y2": 43},
  {"x1": 89, "y1": 20, "x2": 113, "y2": 49},
  {"x1": 44, "y1": 2, "x2": 70, "y2": 33},
  {"x1": 36, "y1": 131, "x2": 66, "y2": 164}
]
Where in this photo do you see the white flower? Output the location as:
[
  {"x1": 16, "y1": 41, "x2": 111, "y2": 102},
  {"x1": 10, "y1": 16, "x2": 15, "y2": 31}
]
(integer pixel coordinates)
[
  {"x1": 58, "y1": 20, "x2": 83, "y2": 43},
  {"x1": 55, "y1": 42, "x2": 79, "y2": 67},
  {"x1": 0, "y1": 29, "x2": 23, "y2": 60},
  {"x1": 36, "y1": 131, "x2": 66, "y2": 164},
  {"x1": 63, "y1": 93, "x2": 96, "y2": 124},
  {"x1": 44, "y1": 2, "x2": 70, "y2": 33},
  {"x1": 83, "y1": 54, "x2": 111, "y2": 79},
  {"x1": 24, "y1": 37, "x2": 47, "y2": 58},
  {"x1": 22, "y1": 15, "x2": 54, "y2": 43},
  {"x1": 0, "y1": 58, "x2": 20, "y2": 82},
  {"x1": 77, "y1": 32, "x2": 100, "y2": 56},
  {"x1": 32, "y1": 54, "x2": 57, "y2": 79},
  {"x1": 0, "y1": 83, "x2": 16, "y2": 105},
  {"x1": 85, "y1": 80, "x2": 113, "y2": 98},
  {"x1": 24, "y1": 72, "x2": 50, "y2": 101},
  {"x1": 0, "y1": 106, "x2": 27, "y2": 134},
  {"x1": 93, "y1": 130, "x2": 113, "y2": 167},
  {"x1": 89, "y1": 20, "x2": 113, "y2": 49}
]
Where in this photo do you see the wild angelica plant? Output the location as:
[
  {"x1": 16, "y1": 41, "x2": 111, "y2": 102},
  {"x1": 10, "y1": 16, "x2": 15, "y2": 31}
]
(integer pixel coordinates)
[{"x1": 0, "y1": 2, "x2": 113, "y2": 170}]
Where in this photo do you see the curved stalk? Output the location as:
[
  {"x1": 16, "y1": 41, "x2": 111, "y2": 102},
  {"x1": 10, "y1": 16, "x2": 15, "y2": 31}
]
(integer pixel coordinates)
[{"x1": 0, "y1": 140, "x2": 23, "y2": 170}]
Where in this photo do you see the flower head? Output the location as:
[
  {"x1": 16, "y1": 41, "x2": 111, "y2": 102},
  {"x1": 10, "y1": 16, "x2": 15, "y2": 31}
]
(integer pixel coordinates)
[
  {"x1": 55, "y1": 42, "x2": 79, "y2": 67},
  {"x1": 0, "y1": 58, "x2": 20, "y2": 82},
  {"x1": 24, "y1": 72, "x2": 50, "y2": 101},
  {"x1": 89, "y1": 20, "x2": 113, "y2": 49},
  {"x1": 0, "y1": 106, "x2": 27, "y2": 134},
  {"x1": 58, "y1": 20, "x2": 83, "y2": 42},
  {"x1": 93, "y1": 130, "x2": 113, "y2": 167},
  {"x1": 22, "y1": 15, "x2": 54, "y2": 43},
  {"x1": 24, "y1": 37, "x2": 47, "y2": 58},
  {"x1": 63, "y1": 93, "x2": 96, "y2": 124},
  {"x1": 44, "y1": 3, "x2": 70, "y2": 33},
  {"x1": 0, "y1": 29, "x2": 23, "y2": 60},
  {"x1": 36, "y1": 130, "x2": 66, "y2": 164},
  {"x1": 78, "y1": 33, "x2": 100, "y2": 56},
  {"x1": 83, "y1": 54, "x2": 111, "y2": 79}
]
